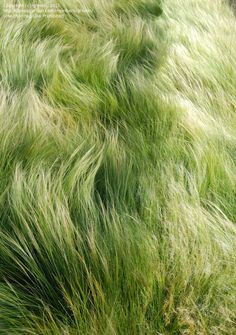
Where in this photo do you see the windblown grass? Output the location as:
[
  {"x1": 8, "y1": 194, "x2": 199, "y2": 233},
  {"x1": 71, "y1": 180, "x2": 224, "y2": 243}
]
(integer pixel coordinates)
[{"x1": 0, "y1": 0, "x2": 236, "y2": 334}]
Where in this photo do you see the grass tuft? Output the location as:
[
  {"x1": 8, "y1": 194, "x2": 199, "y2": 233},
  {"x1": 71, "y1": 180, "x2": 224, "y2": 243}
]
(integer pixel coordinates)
[{"x1": 0, "y1": 0, "x2": 236, "y2": 334}]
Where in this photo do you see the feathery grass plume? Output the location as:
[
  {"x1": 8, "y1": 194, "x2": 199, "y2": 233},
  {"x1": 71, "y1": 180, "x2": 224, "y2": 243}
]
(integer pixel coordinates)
[{"x1": 0, "y1": 0, "x2": 236, "y2": 334}]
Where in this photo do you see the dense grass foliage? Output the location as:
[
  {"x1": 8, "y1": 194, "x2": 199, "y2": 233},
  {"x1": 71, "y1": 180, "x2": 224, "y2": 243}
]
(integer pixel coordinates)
[{"x1": 0, "y1": 0, "x2": 236, "y2": 334}]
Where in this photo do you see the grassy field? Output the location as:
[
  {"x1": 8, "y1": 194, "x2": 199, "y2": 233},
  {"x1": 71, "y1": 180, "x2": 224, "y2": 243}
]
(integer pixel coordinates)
[{"x1": 0, "y1": 0, "x2": 236, "y2": 334}]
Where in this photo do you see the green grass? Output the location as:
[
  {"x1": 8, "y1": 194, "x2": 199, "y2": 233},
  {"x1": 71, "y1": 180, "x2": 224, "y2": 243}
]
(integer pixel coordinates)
[{"x1": 0, "y1": 0, "x2": 236, "y2": 334}]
